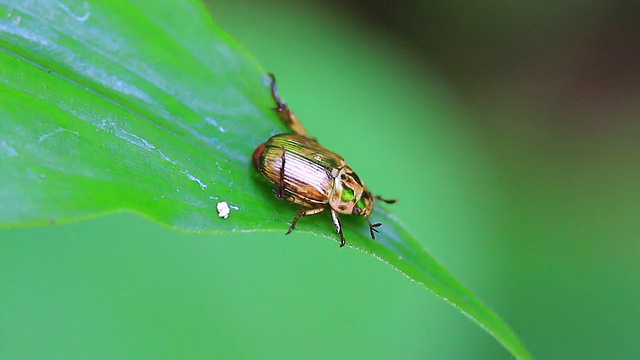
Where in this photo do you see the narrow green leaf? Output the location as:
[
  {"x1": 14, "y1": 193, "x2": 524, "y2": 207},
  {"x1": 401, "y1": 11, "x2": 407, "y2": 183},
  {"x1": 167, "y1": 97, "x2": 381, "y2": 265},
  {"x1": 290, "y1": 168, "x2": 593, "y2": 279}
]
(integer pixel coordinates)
[{"x1": 0, "y1": 1, "x2": 531, "y2": 358}]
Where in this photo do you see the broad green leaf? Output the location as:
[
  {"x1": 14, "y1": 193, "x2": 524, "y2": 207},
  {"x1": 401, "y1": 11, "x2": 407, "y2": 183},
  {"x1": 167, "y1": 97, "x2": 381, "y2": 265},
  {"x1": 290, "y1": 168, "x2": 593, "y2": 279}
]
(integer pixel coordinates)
[{"x1": 0, "y1": 1, "x2": 531, "y2": 358}]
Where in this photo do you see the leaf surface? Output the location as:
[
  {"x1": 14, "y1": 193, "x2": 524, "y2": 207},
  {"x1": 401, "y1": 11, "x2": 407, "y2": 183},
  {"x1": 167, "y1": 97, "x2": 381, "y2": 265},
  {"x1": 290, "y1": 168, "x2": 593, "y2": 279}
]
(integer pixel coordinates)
[{"x1": 0, "y1": 1, "x2": 531, "y2": 358}]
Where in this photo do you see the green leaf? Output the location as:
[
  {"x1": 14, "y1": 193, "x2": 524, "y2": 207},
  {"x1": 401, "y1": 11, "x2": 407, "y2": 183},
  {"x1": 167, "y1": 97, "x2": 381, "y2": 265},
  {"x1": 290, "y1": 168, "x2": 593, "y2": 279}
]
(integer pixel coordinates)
[{"x1": 0, "y1": 1, "x2": 531, "y2": 358}]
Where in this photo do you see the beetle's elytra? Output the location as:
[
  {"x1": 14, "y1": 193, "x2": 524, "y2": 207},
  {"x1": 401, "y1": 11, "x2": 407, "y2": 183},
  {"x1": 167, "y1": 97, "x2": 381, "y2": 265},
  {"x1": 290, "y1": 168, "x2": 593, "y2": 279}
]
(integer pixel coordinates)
[{"x1": 253, "y1": 74, "x2": 396, "y2": 247}]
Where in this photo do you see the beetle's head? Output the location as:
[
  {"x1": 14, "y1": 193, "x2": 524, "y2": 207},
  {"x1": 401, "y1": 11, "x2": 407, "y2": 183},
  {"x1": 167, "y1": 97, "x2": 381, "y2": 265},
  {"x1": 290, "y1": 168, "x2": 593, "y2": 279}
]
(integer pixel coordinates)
[
  {"x1": 352, "y1": 190, "x2": 374, "y2": 218},
  {"x1": 330, "y1": 167, "x2": 373, "y2": 217}
]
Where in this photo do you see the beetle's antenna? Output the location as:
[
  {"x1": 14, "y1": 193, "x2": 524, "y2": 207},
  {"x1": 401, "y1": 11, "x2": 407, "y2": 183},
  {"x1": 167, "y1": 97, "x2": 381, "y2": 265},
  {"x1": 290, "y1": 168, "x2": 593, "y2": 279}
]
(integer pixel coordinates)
[
  {"x1": 374, "y1": 195, "x2": 397, "y2": 204},
  {"x1": 368, "y1": 221, "x2": 382, "y2": 239}
]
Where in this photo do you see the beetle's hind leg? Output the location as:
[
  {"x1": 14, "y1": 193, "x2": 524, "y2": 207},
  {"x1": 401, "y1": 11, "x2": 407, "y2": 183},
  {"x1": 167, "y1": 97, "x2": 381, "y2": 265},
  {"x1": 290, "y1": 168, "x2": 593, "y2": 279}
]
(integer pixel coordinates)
[
  {"x1": 286, "y1": 207, "x2": 325, "y2": 236},
  {"x1": 267, "y1": 73, "x2": 310, "y2": 138},
  {"x1": 286, "y1": 208, "x2": 347, "y2": 248}
]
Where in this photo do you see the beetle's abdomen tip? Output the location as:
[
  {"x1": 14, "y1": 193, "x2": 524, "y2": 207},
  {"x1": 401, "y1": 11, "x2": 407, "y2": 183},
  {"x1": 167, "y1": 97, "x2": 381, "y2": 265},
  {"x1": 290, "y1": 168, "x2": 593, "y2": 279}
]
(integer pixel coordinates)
[{"x1": 252, "y1": 143, "x2": 266, "y2": 170}]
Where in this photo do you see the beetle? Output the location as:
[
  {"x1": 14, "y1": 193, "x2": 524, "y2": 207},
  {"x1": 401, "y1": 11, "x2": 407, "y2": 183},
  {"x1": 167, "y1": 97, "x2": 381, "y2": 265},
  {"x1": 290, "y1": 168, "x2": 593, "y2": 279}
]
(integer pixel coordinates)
[{"x1": 253, "y1": 73, "x2": 396, "y2": 247}]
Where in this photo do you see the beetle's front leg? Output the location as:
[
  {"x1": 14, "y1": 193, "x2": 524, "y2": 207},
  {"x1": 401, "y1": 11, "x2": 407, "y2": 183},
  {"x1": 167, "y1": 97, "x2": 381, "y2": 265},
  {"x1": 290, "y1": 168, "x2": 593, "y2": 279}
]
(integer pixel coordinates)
[
  {"x1": 286, "y1": 207, "x2": 326, "y2": 236},
  {"x1": 268, "y1": 73, "x2": 310, "y2": 138},
  {"x1": 330, "y1": 209, "x2": 347, "y2": 247}
]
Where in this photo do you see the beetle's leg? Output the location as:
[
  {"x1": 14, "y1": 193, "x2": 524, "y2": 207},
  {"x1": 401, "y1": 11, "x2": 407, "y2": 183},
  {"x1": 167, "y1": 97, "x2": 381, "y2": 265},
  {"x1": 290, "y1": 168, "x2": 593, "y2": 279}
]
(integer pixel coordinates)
[
  {"x1": 368, "y1": 221, "x2": 382, "y2": 239},
  {"x1": 268, "y1": 73, "x2": 310, "y2": 138},
  {"x1": 374, "y1": 195, "x2": 397, "y2": 204},
  {"x1": 331, "y1": 209, "x2": 347, "y2": 247},
  {"x1": 286, "y1": 207, "x2": 325, "y2": 236}
]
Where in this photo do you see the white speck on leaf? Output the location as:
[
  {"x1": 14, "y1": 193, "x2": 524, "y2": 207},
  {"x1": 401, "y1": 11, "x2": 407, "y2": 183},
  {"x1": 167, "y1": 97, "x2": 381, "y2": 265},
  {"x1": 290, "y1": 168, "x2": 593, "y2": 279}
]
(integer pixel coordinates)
[{"x1": 217, "y1": 201, "x2": 230, "y2": 219}]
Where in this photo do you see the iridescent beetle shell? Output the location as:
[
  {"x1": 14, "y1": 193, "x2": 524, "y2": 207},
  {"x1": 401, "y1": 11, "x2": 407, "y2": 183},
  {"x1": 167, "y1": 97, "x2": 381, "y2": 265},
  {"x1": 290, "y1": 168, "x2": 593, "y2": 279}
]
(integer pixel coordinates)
[{"x1": 253, "y1": 74, "x2": 396, "y2": 247}]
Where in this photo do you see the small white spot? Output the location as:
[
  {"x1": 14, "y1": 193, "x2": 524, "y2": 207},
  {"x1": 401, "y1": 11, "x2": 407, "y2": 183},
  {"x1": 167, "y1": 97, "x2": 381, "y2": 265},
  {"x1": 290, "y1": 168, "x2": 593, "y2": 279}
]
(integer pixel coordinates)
[{"x1": 217, "y1": 201, "x2": 231, "y2": 219}]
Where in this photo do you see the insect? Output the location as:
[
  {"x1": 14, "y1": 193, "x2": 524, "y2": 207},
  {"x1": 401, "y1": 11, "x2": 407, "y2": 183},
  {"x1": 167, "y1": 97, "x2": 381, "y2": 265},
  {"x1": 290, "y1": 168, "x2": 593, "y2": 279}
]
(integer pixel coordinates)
[{"x1": 253, "y1": 74, "x2": 396, "y2": 247}]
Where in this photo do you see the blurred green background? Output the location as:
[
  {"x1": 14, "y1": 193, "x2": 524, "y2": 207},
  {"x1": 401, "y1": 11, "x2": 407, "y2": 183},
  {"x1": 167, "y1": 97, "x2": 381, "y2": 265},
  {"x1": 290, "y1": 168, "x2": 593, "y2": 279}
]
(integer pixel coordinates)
[{"x1": 2, "y1": 0, "x2": 639, "y2": 358}]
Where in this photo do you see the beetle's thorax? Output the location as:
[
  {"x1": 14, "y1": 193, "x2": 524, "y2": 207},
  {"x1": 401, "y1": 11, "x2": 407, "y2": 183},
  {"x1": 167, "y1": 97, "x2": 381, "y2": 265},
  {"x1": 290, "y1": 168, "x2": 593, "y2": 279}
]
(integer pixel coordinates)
[{"x1": 329, "y1": 166, "x2": 373, "y2": 216}]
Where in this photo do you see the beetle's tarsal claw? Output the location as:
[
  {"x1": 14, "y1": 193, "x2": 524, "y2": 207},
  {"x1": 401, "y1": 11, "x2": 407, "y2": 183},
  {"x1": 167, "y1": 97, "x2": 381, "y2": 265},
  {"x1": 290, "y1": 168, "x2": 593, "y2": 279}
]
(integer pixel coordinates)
[
  {"x1": 338, "y1": 227, "x2": 346, "y2": 247},
  {"x1": 287, "y1": 210, "x2": 304, "y2": 235},
  {"x1": 285, "y1": 221, "x2": 295, "y2": 234}
]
